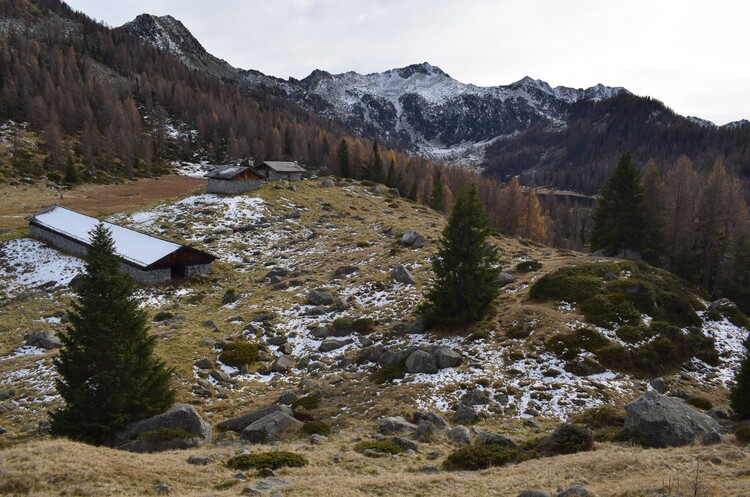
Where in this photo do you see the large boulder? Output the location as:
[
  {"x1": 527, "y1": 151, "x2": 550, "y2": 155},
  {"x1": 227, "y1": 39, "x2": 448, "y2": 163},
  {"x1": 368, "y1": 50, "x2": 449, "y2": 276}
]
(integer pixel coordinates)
[
  {"x1": 405, "y1": 350, "x2": 438, "y2": 374},
  {"x1": 113, "y1": 404, "x2": 211, "y2": 452},
  {"x1": 217, "y1": 405, "x2": 294, "y2": 432},
  {"x1": 271, "y1": 355, "x2": 294, "y2": 373},
  {"x1": 308, "y1": 289, "x2": 334, "y2": 306},
  {"x1": 400, "y1": 231, "x2": 425, "y2": 248},
  {"x1": 391, "y1": 264, "x2": 416, "y2": 285},
  {"x1": 25, "y1": 330, "x2": 61, "y2": 350},
  {"x1": 431, "y1": 346, "x2": 463, "y2": 369},
  {"x1": 241, "y1": 411, "x2": 302, "y2": 443},
  {"x1": 377, "y1": 416, "x2": 418, "y2": 435},
  {"x1": 624, "y1": 391, "x2": 722, "y2": 447}
]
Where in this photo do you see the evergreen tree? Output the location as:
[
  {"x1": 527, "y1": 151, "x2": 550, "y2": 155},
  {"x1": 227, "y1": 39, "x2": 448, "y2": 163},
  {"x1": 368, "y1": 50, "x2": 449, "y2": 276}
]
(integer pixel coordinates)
[
  {"x1": 370, "y1": 141, "x2": 384, "y2": 183},
  {"x1": 386, "y1": 154, "x2": 397, "y2": 188},
  {"x1": 423, "y1": 184, "x2": 501, "y2": 326},
  {"x1": 730, "y1": 333, "x2": 750, "y2": 419},
  {"x1": 336, "y1": 138, "x2": 350, "y2": 178},
  {"x1": 51, "y1": 224, "x2": 174, "y2": 445},
  {"x1": 429, "y1": 172, "x2": 445, "y2": 212},
  {"x1": 590, "y1": 151, "x2": 646, "y2": 256}
]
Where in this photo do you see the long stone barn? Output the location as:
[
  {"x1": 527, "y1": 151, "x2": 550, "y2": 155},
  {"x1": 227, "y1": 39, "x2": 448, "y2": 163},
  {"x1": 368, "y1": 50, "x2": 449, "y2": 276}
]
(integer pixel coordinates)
[{"x1": 27, "y1": 205, "x2": 217, "y2": 284}]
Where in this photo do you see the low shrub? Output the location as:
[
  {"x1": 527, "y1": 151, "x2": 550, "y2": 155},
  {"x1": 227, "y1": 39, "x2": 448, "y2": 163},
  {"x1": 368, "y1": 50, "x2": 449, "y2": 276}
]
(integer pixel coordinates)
[
  {"x1": 547, "y1": 328, "x2": 610, "y2": 360},
  {"x1": 615, "y1": 324, "x2": 647, "y2": 344},
  {"x1": 605, "y1": 279, "x2": 655, "y2": 313},
  {"x1": 571, "y1": 405, "x2": 626, "y2": 429},
  {"x1": 506, "y1": 324, "x2": 531, "y2": 339},
  {"x1": 444, "y1": 444, "x2": 522, "y2": 470},
  {"x1": 685, "y1": 396, "x2": 713, "y2": 410},
  {"x1": 332, "y1": 317, "x2": 353, "y2": 333},
  {"x1": 580, "y1": 293, "x2": 641, "y2": 328},
  {"x1": 218, "y1": 341, "x2": 258, "y2": 367},
  {"x1": 226, "y1": 452, "x2": 308, "y2": 470},
  {"x1": 291, "y1": 395, "x2": 320, "y2": 411},
  {"x1": 529, "y1": 263, "x2": 619, "y2": 302},
  {"x1": 735, "y1": 425, "x2": 750, "y2": 444},
  {"x1": 153, "y1": 311, "x2": 174, "y2": 322},
  {"x1": 302, "y1": 421, "x2": 331, "y2": 436},
  {"x1": 371, "y1": 360, "x2": 407, "y2": 384},
  {"x1": 536, "y1": 423, "x2": 593, "y2": 456},
  {"x1": 353, "y1": 440, "x2": 402, "y2": 455},
  {"x1": 652, "y1": 290, "x2": 701, "y2": 327},
  {"x1": 138, "y1": 428, "x2": 193, "y2": 442},
  {"x1": 352, "y1": 317, "x2": 375, "y2": 333},
  {"x1": 516, "y1": 260, "x2": 542, "y2": 273}
]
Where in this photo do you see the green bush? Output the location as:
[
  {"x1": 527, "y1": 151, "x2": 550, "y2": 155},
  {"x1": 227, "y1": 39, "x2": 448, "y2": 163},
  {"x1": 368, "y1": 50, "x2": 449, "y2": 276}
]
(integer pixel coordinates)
[
  {"x1": 353, "y1": 440, "x2": 402, "y2": 456},
  {"x1": 605, "y1": 279, "x2": 655, "y2": 313},
  {"x1": 571, "y1": 405, "x2": 626, "y2": 429},
  {"x1": 291, "y1": 395, "x2": 321, "y2": 411},
  {"x1": 685, "y1": 396, "x2": 713, "y2": 410},
  {"x1": 302, "y1": 421, "x2": 331, "y2": 436},
  {"x1": 153, "y1": 311, "x2": 174, "y2": 322},
  {"x1": 218, "y1": 341, "x2": 259, "y2": 367},
  {"x1": 332, "y1": 317, "x2": 353, "y2": 333},
  {"x1": 735, "y1": 425, "x2": 750, "y2": 444},
  {"x1": 516, "y1": 260, "x2": 542, "y2": 273},
  {"x1": 138, "y1": 428, "x2": 193, "y2": 442},
  {"x1": 444, "y1": 444, "x2": 522, "y2": 470},
  {"x1": 226, "y1": 452, "x2": 308, "y2": 470},
  {"x1": 506, "y1": 324, "x2": 531, "y2": 339},
  {"x1": 580, "y1": 293, "x2": 641, "y2": 328},
  {"x1": 536, "y1": 423, "x2": 594, "y2": 455},
  {"x1": 653, "y1": 290, "x2": 701, "y2": 327},
  {"x1": 529, "y1": 263, "x2": 619, "y2": 302},
  {"x1": 352, "y1": 317, "x2": 375, "y2": 333},
  {"x1": 371, "y1": 360, "x2": 407, "y2": 384},
  {"x1": 547, "y1": 328, "x2": 610, "y2": 360},
  {"x1": 615, "y1": 324, "x2": 647, "y2": 344}
]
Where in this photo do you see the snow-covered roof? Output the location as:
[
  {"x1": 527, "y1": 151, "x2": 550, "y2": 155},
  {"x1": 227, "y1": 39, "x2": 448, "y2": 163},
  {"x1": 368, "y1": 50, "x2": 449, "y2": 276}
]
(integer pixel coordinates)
[
  {"x1": 28, "y1": 205, "x2": 190, "y2": 268},
  {"x1": 258, "y1": 161, "x2": 306, "y2": 173},
  {"x1": 204, "y1": 165, "x2": 257, "y2": 179}
]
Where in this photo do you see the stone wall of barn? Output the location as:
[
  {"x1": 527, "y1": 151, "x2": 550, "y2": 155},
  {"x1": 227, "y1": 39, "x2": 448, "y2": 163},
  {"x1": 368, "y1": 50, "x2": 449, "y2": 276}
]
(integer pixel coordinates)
[
  {"x1": 207, "y1": 178, "x2": 263, "y2": 194},
  {"x1": 29, "y1": 224, "x2": 89, "y2": 258},
  {"x1": 186, "y1": 264, "x2": 213, "y2": 278},
  {"x1": 120, "y1": 265, "x2": 172, "y2": 284}
]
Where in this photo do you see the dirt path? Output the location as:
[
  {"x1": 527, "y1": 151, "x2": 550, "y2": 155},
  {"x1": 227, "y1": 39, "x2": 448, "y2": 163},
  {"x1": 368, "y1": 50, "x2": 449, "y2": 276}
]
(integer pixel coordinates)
[{"x1": 0, "y1": 176, "x2": 205, "y2": 231}]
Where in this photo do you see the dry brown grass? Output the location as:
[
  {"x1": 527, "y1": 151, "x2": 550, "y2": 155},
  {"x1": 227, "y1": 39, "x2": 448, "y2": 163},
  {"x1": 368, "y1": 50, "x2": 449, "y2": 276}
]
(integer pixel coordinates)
[{"x1": 0, "y1": 435, "x2": 748, "y2": 497}]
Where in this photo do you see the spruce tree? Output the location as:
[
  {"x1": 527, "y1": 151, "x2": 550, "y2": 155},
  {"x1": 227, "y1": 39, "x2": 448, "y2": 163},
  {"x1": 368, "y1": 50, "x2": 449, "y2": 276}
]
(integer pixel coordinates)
[
  {"x1": 51, "y1": 224, "x2": 174, "y2": 445},
  {"x1": 730, "y1": 333, "x2": 750, "y2": 419},
  {"x1": 429, "y1": 172, "x2": 445, "y2": 212},
  {"x1": 423, "y1": 184, "x2": 501, "y2": 326},
  {"x1": 336, "y1": 138, "x2": 350, "y2": 179},
  {"x1": 641, "y1": 161, "x2": 665, "y2": 266},
  {"x1": 370, "y1": 142, "x2": 384, "y2": 183},
  {"x1": 590, "y1": 151, "x2": 646, "y2": 256}
]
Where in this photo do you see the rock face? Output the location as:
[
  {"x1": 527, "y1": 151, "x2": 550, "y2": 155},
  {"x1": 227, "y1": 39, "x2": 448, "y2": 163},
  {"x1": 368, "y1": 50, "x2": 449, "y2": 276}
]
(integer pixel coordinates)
[
  {"x1": 377, "y1": 416, "x2": 418, "y2": 435},
  {"x1": 113, "y1": 404, "x2": 211, "y2": 452},
  {"x1": 624, "y1": 391, "x2": 722, "y2": 447},
  {"x1": 25, "y1": 330, "x2": 61, "y2": 350},
  {"x1": 308, "y1": 288, "x2": 334, "y2": 306},
  {"x1": 241, "y1": 411, "x2": 302, "y2": 443},
  {"x1": 405, "y1": 350, "x2": 438, "y2": 374},
  {"x1": 391, "y1": 264, "x2": 416, "y2": 284},
  {"x1": 217, "y1": 405, "x2": 294, "y2": 432}
]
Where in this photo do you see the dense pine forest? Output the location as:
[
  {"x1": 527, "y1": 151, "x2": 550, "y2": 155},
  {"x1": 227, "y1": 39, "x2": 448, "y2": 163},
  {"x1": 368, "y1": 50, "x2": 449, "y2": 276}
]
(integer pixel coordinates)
[{"x1": 2, "y1": 0, "x2": 750, "y2": 312}]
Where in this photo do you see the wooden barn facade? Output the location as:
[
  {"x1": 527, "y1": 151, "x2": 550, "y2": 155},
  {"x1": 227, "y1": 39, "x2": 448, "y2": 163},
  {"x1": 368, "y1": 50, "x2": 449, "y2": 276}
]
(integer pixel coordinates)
[
  {"x1": 255, "y1": 161, "x2": 306, "y2": 181},
  {"x1": 205, "y1": 165, "x2": 263, "y2": 194},
  {"x1": 27, "y1": 205, "x2": 217, "y2": 284}
]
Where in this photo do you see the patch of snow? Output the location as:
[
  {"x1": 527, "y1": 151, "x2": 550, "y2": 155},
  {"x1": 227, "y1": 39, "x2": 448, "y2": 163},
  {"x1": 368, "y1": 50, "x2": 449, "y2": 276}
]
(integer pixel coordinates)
[{"x1": 0, "y1": 238, "x2": 84, "y2": 298}]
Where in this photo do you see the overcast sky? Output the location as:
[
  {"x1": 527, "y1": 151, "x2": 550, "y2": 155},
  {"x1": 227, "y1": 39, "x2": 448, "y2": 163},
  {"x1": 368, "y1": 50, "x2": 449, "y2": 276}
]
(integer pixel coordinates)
[{"x1": 64, "y1": 0, "x2": 750, "y2": 125}]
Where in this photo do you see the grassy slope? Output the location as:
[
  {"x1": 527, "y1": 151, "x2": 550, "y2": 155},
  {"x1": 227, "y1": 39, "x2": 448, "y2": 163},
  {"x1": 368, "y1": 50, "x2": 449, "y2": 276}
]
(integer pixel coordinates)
[{"x1": 0, "y1": 177, "x2": 748, "y2": 496}]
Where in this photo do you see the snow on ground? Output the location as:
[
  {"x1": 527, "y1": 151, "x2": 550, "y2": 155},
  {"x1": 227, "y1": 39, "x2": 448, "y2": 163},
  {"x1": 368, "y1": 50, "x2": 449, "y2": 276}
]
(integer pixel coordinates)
[
  {"x1": 0, "y1": 238, "x2": 84, "y2": 298},
  {"x1": 170, "y1": 160, "x2": 213, "y2": 177}
]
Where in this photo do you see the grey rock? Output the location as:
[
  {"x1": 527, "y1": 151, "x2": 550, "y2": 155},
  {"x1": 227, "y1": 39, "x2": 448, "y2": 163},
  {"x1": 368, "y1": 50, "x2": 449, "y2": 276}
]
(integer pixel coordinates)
[
  {"x1": 650, "y1": 377, "x2": 666, "y2": 394},
  {"x1": 333, "y1": 265, "x2": 359, "y2": 277},
  {"x1": 413, "y1": 411, "x2": 449, "y2": 430},
  {"x1": 377, "y1": 416, "x2": 418, "y2": 435},
  {"x1": 308, "y1": 289, "x2": 334, "y2": 306},
  {"x1": 420, "y1": 464, "x2": 440, "y2": 474},
  {"x1": 405, "y1": 350, "x2": 438, "y2": 374},
  {"x1": 25, "y1": 330, "x2": 61, "y2": 350},
  {"x1": 277, "y1": 390, "x2": 297, "y2": 405},
  {"x1": 415, "y1": 420, "x2": 437, "y2": 440},
  {"x1": 241, "y1": 412, "x2": 303, "y2": 443},
  {"x1": 624, "y1": 391, "x2": 722, "y2": 448},
  {"x1": 377, "y1": 348, "x2": 408, "y2": 367},
  {"x1": 453, "y1": 404, "x2": 478, "y2": 424},
  {"x1": 0, "y1": 387, "x2": 15, "y2": 401},
  {"x1": 702, "y1": 431, "x2": 722, "y2": 445},
  {"x1": 389, "y1": 436, "x2": 418, "y2": 452},
  {"x1": 187, "y1": 454, "x2": 213, "y2": 465},
  {"x1": 222, "y1": 291, "x2": 240, "y2": 305},
  {"x1": 446, "y1": 425, "x2": 471, "y2": 444},
  {"x1": 517, "y1": 490, "x2": 552, "y2": 497},
  {"x1": 270, "y1": 355, "x2": 294, "y2": 373},
  {"x1": 707, "y1": 407, "x2": 729, "y2": 419},
  {"x1": 357, "y1": 345, "x2": 385, "y2": 363},
  {"x1": 210, "y1": 370, "x2": 233, "y2": 384},
  {"x1": 218, "y1": 405, "x2": 294, "y2": 432},
  {"x1": 242, "y1": 477, "x2": 293, "y2": 494},
  {"x1": 278, "y1": 343, "x2": 293, "y2": 355},
  {"x1": 497, "y1": 272, "x2": 514, "y2": 285},
  {"x1": 257, "y1": 468, "x2": 277, "y2": 477},
  {"x1": 406, "y1": 317, "x2": 426, "y2": 334},
  {"x1": 430, "y1": 346, "x2": 463, "y2": 369},
  {"x1": 391, "y1": 264, "x2": 416, "y2": 284},
  {"x1": 564, "y1": 357, "x2": 606, "y2": 376},
  {"x1": 113, "y1": 404, "x2": 211, "y2": 452},
  {"x1": 524, "y1": 419, "x2": 541, "y2": 429},
  {"x1": 38, "y1": 419, "x2": 51, "y2": 435},
  {"x1": 460, "y1": 389, "x2": 490, "y2": 406},
  {"x1": 155, "y1": 483, "x2": 170, "y2": 495},
  {"x1": 557, "y1": 486, "x2": 593, "y2": 497},
  {"x1": 473, "y1": 427, "x2": 517, "y2": 447},
  {"x1": 319, "y1": 339, "x2": 353, "y2": 353},
  {"x1": 0, "y1": 426, "x2": 6, "y2": 435},
  {"x1": 400, "y1": 230, "x2": 425, "y2": 248},
  {"x1": 320, "y1": 179, "x2": 335, "y2": 187},
  {"x1": 194, "y1": 358, "x2": 213, "y2": 370},
  {"x1": 603, "y1": 272, "x2": 618, "y2": 281},
  {"x1": 310, "y1": 434, "x2": 327, "y2": 445},
  {"x1": 266, "y1": 336, "x2": 287, "y2": 346}
]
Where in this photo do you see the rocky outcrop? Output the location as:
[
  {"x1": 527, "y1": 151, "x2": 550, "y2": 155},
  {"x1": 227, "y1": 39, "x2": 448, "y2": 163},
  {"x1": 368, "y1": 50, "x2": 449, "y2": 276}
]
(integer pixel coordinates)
[
  {"x1": 113, "y1": 404, "x2": 211, "y2": 452},
  {"x1": 241, "y1": 411, "x2": 302, "y2": 443},
  {"x1": 217, "y1": 405, "x2": 293, "y2": 432},
  {"x1": 624, "y1": 391, "x2": 722, "y2": 447}
]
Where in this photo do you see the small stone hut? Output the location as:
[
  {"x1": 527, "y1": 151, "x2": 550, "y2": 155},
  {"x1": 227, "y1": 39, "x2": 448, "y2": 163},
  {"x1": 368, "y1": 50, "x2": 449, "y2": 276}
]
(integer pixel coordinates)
[
  {"x1": 255, "y1": 161, "x2": 306, "y2": 181},
  {"x1": 205, "y1": 165, "x2": 263, "y2": 194},
  {"x1": 27, "y1": 205, "x2": 217, "y2": 284}
]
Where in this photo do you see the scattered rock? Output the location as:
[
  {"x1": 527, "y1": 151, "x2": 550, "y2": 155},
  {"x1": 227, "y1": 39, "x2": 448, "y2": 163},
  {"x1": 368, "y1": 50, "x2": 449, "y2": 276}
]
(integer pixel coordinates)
[
  {"x1": 624, "y1": 391, "x2": 722, "y2": 448},
  {"x1": 650, "y1": 377, "x2": 666, "y2": 393},
  {"x1": 377, "y1": 348, "x2": 409, "y2": 367},
  {"x1": 242, "y1": 477, "x2": 293, "y2": 494},
  {"x1": 277, "y1": 391, "x2": 297, "y2": 405},
  {"x1": 25, "y1": 330, "x2": 61, "y2": 350},
  {"x1": 389, "y1": 436, "x2": 418, "y2": 452},
  {"x1": 420, "y1": 465, "x2": 440, "y2": 474},
  {"x1": 405, "y1": 350, "x2": 438, "y2": 374},
  {"x1": 308, "y1": 288, "x2": 334, "y2": 306},
  {"x1": 319, "y1": 339, "x2": 353, "y2": 353},
  {"x1": 406, "y1": 317, "x2": 426, "y2": 334},
  {"x1": 187, "y1": 455, "x2": 213, "y2": 465},
  {"x1": 431, "y1": 346, "x2": 463, "y2": 369},
  {"x1": 221, "y1": 292, "x2": 240, "y2": 305},
  {"x1": 210, "y1": 370, "x2": 234, "y2": 384},
  {"x1": 155, "y1": 483, "x2": 170, "y2": 495},
  {"x1": 320, "y1": 179, "x2": 335, "y2": 188},
  {"x1": 707, "y1": 407, "x2": 729, "y2": 420},
  {"x1": 357, "y1": 345, "x2": 385, "y2": 363},
  {"x1": 400, "y1": 230, "x2": 425, "y2": 248},
  {"x1": 271, "y1": 355, "x2": 294, "y2": 373},
  {"x1": 473, "y1": 427, "x2": 516, "y2": 447},
  {"x1": 113, "y1": 404, "x2": 211, "y2": 452},
  {"x1": 413, "y1": 411, "x2": 449, "y2": 431},
  {"x1": 391, "y1": 264, "x2": 416, "y2": 284},
  {"x1": 446, "y1": 426, "x2": 471, "y2": 444},
  {"x1": 453, "y1": 404, "x2": 478, "y2": 424},
  {"x1": 460, "y1": 389, "x2": 490, "y2": 406},
  {"x1": 0, "y1": 387, "x2": 15, "y2": 401},
  {"x1": 218, "y1": 405, "x2": 294, "y2": 432},
  {"x1": 333, "y1": 265, "x2": 359, "y2": 277},
  {"x1": 377, "y1": 416, "x2": 418, "y2": 435},
  {"x1": 557, "y1": 485, "x2": 594, "y2": 497},
  {"x1": 241, "y1": 411, "x2": 303, "y2": 444},
  {"x1": 194, "y1": 358, "x2": 213, "y2": 370},
  {"x1": 518, "y1": 491, "x2": 552, "y2": 497},
  {"x1": 310, "y1": 434, "x2": 327, "y2": 445},
  {"x1": 38, "y1": 419, "x2": 51, "y2": 435},
  {"x1": 278, "y1": 343, "x2": 293, "y2": 355},
  {"x1": 497, "y1": 272, "x2": 514, "y2": 285}
]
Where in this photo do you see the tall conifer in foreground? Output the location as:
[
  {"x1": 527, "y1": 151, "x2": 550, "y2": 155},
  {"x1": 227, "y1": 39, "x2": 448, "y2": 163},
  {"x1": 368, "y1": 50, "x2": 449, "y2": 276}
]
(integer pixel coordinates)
[
  {"x1": 730, "y1": 334, "x2": 750, "y2": 419},
  {"x1": 590, "y1": 151, "x2": 646, "y2": 256},
  {"x1": 423, "y1": 184, "x2": 501, "y2": 326},
  {"x1": 51, "y1": 224, "x2": 174, "y2": 445}
]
